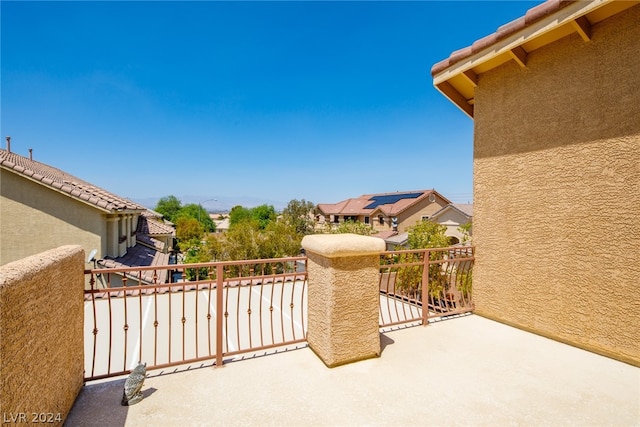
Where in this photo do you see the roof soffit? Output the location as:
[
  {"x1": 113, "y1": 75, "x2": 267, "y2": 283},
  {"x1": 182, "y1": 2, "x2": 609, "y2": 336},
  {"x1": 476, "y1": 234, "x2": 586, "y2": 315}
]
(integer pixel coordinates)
[{"x1": 431, "y1": 0, "x2": 637, "y2": 118}]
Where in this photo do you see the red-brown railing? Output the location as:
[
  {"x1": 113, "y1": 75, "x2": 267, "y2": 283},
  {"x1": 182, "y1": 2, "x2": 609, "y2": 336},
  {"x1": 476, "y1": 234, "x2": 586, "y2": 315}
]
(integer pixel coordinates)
[
  {"x1": 378, "y1": 246, "x2": 474, "y2": 328},
  {"x1": 84, "y1": 247, "x2": 474, "y2": 381},
  {"x1": 84, "y1": 257, "x2": 307, "y2": 381}
]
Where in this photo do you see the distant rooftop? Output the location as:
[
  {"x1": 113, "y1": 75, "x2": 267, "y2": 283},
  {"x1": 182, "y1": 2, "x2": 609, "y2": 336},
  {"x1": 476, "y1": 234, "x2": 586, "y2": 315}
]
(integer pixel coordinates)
[{"x1": 318, "y1": 189, "x2": 450, "y2": 217}]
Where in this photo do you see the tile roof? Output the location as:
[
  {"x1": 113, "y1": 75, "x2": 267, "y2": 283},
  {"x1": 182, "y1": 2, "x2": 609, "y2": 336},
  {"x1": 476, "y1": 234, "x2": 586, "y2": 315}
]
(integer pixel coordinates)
[
  {"x1": 137, "y1": 212, "x2": 176, "y2": 236},
  {"x1": 0, "y1": 148, "x2": 147, "y2": 213},
  {"x1": 431, "y1": 0, "x2": 639, "y2": 117},
  {"x1": 318, "y1": 189, "x2": 450, "y2": 217},
  {"x1": 453, "y1": 203, "x2": 473, "y2": 217},
  {"x1": 431, "y1": 0, "x2": 574, "y2": 76},
  {"x1": 431, "y1": 203, "x2": 474, "y2": 220},
  {"x1": 98, "y1": 244, "x2": 170, "y2": 284}
]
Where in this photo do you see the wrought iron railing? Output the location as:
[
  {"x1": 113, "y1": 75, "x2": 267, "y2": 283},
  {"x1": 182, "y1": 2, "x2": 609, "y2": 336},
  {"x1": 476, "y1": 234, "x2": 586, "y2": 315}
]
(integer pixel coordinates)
[
  {"x1": 378, "y1": 246, "x2": 474, "y2": 327},
  {"x1": 84, "y1": 247, "x2": 474, "y2": 381},
  {"x1": 84, "y1": 257, "x2": 307, "y2": 381}
]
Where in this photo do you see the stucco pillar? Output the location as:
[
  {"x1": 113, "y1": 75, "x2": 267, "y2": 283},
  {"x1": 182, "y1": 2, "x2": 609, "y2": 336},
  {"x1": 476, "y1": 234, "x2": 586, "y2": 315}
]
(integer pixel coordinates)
[
  {"x1": 301, "y1": 233, "x2": 385, "y2": 367},
  {"x1": 106, "y1": 216, "x2": 119, "y2": 258}
]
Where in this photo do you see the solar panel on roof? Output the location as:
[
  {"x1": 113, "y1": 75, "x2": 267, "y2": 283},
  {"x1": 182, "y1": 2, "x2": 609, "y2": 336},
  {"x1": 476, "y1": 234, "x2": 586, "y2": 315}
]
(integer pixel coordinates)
[{"x1": 364, "y1": 192, "x2": 423, "y2": 209}]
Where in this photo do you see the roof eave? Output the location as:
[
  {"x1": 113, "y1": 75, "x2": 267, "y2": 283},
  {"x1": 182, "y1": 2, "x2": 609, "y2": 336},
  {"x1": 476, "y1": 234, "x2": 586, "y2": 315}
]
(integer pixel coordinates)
[{"x1": 432, "y1": 0, "x2": 629, "y2": 118}]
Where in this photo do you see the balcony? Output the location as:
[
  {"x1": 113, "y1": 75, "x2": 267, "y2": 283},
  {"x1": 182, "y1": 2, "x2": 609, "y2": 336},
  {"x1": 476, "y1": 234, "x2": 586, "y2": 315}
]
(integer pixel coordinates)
[{"x1": 1, "y1": 242, "x2": 637, "y2": 426}]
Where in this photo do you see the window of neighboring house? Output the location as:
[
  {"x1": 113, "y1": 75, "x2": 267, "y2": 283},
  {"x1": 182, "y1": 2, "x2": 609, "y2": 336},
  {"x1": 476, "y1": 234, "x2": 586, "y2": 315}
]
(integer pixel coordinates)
[
  {"x1": 345, "y1": 215, "x2": 357, "y2": 222},
  {"x1": 333, "y1": 215, "x2": 340, "y2": 224},
  {"x1": 364, "y1": 216, "x2": 370, "y2": 224},
  {"x1": 378, "y1": 215, "x2": 384, "y2": 225}
]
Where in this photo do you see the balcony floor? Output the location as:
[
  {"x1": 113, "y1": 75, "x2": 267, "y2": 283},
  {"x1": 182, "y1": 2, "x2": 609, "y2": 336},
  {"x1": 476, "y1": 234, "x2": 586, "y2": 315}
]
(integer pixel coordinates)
[{"x1": 65, "y1": 314, "x2": 639, "y2": 426}]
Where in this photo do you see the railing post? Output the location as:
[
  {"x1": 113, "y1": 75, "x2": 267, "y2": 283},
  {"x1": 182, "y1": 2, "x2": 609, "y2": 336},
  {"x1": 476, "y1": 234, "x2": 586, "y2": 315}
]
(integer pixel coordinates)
[
  {"x1": 422, "y1": 249, "x2": 430, "y2": 326},
  {"x1": 301, "y1": 234, "x2": 385, "y2": 367},
  {"x1": 215, "y1": 263, "x2": 224, "y2": 368}
]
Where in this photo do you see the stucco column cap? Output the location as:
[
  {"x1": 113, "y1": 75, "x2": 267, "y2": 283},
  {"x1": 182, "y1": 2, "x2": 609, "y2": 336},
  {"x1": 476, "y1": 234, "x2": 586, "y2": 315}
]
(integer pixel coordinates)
[{"x1": 301, "y1": 234, "x2": 385, "y2": 258}]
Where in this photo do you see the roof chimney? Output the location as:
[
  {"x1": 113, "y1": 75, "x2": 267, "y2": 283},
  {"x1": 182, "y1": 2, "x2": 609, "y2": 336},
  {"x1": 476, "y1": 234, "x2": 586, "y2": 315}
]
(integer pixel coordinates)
[
  {"x1": 5, "y1": 136, "x2": 10, "y2": 153},
  {"x1": 29, "y1": 148, "x2": 33, "y2": 160}
]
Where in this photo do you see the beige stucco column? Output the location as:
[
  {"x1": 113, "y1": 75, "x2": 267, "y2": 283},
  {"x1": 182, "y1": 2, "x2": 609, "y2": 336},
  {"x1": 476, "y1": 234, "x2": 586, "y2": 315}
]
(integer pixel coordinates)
[
  {"x1": 106, "y1": 216, "x2": 119, "y2": 257},
  {"x1": 301, "y1": 233, "x2": 385, "y2": 367}
]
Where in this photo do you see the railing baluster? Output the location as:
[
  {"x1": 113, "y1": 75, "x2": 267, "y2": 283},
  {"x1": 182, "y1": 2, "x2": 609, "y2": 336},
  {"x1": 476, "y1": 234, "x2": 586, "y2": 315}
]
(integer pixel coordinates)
[
  {"x1": 122, "y1": 276, "x2": 128, "y2": 372},
  {"x1": 138, "y1": 278, "x2": 143, "y2": 364},
  {"x1": 154, "y1": 287, "x2": 158, "y2": 366},
  {"x1": 89, "y1": 272, "x2": 98, "y2": 379},
  {"x1": 216, "y1": 264, "x2": 224, "y2": 367}
]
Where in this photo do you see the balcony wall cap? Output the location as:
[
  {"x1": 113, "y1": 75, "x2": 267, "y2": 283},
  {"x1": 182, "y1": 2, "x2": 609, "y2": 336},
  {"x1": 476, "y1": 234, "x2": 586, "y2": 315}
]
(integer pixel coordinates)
[{"x1": 301, "y1": 234, "x2": 385, "y2": 258}]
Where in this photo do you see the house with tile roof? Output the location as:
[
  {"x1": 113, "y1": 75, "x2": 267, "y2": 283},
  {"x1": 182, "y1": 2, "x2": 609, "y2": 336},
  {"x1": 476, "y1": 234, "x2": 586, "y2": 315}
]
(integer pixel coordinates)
[
  {"x1": 316, "y1": 189, "x2": 450, "y2": 234},
  {"x1": 432, "y1": 0, "x2": 639, "y2": 366},
  {"x1": 429, "y1": 203, "x2": 472, "y2": 245},
  {"x1": 375, "y1": 203, "x2": 473, "y2": 250},
  {"x1": 0, "y1": 140, "x2": 175, "y2": 285}
]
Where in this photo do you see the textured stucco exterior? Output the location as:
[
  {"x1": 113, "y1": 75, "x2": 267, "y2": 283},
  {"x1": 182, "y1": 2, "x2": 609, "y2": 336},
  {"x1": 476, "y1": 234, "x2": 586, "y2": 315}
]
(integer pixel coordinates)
[
  {"x1": 1, "y1": 167, "x2": 142, "y2": 266},
  {"x1": 385, "y1": 193, "x2": 449, "y2": 233},
  {"x1": 472, "y1": 6, "x2": 640, "y2": 365},
  {"x1": 0, "y1": 245, "x2": 85, "y2": 423},
  {"x1": 1, "y1": 169, "x2": 104, "y2": 265},
  {"x1": 302, "y1": 234, "x2": 384, "y2": 367}
]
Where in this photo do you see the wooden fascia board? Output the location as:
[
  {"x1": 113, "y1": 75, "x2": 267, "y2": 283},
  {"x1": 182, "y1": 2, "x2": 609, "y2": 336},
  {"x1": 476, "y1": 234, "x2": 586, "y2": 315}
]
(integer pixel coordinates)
[
  {"x1": 432, "y1": 0, "x2": 612, "y2": 87},
  {"x1": 435, "y1": 81, "x2": 474, "y2": 118}
]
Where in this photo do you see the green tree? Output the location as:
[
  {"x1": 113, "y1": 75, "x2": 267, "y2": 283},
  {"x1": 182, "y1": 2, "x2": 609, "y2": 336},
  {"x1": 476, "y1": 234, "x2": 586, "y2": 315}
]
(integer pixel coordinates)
[
  {"x1": 250, "y1": 204, "x2": 277, "y2": 230},
  {"x1": 282, "y1": 199, "x2": 316, "y2": 235},
  {"x1": 457, "y1": 221, "x2": 472, "y2": 244},
  {"x1": 154, "y1": 195, "x2": 182, "y2": 223},
  {"x1": 177, "y1": 203, "x2": 216, "y2": 232},
  {"x1": 330, "y1": 220, "x2": 373, "y2": 236},
  {"x1": 395, "y1": 220, "x2": 450, "y2": 299},
  {"x1": 175, "y1": 217, "x2": 204, "y2": 252},
  {"x1": 229, "y1": 204, "x2": 276, "y2": 230},
  {"x1": 229, "y1": 205, "x2": 252, "y2": 228},
  {"x1": 406, "y1": 220, "x2": 449, "y2": 249},
  {"x1": 262, "y1": 220, "x2": 303, "y2": 259},
  {"x1": 222, "y1": 220, "x2": 262, "y2": 261}
]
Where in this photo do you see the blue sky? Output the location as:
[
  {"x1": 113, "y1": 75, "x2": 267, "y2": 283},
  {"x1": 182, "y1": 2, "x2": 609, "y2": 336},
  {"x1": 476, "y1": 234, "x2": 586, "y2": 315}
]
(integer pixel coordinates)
[{"x1": 1, "y1": 1, "x2": 539, "y2": 210}]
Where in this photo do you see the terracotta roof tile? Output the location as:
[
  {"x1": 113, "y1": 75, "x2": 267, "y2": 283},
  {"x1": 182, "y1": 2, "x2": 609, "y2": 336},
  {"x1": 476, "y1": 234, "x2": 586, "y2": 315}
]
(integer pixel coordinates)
[
  {"x1": 431, "y1": 0, "x2": 575, "y2": 76},
  {"x1": 97, "y1": 245, "x2": 170, "y2": 284},
  {"x1": 318, "y1": 189, "x2": 450, "y2": 217},
  {"x1": 137, "y1": 214, "x2": 175, "y2": 236},
  {"x1": 1, "y1": 148, "x2": 146, "y2": 212}
]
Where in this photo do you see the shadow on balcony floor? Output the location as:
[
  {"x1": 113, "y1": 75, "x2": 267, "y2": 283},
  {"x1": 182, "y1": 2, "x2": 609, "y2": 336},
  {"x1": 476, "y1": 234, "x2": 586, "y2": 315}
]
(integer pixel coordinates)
[{"x1": 66, "y1": 315, "x2": 639, "y2": 427}]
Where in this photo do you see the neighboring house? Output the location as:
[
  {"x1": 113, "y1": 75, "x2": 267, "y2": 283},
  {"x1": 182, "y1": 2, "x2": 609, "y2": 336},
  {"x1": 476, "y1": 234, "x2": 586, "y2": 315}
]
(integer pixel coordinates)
[
  {"x1": 432, "y1": 0, "x2": 639, "y2": 365},
  {"x1": 316, "y1": 189, "x2": 450, "y2": 234},
  {"x1": 429, "y1": 203, "x2": 473, "y2": 245},
  {"x1": 377, "y1": 203, "x2": 472, "y2": 250},
  {"x1": 0, "y1": 143, "x2": 175, "y2": 286}
]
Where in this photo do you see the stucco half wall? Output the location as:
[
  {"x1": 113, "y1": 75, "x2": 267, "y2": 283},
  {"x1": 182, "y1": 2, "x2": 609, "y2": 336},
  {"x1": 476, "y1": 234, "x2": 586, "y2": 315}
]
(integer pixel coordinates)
[
  {"x1": 472, "y1": 5, "x2": 639, "y2": 365},
  {"x1": 0, "y1": 245, "x2": 85, "y2": 422}
]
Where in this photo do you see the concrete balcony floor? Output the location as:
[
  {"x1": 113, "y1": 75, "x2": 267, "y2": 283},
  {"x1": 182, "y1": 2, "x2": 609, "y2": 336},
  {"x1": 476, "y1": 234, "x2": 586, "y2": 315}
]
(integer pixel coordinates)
[{"x1": 66, "y1": 315, "x2": 639, "y2": 426}]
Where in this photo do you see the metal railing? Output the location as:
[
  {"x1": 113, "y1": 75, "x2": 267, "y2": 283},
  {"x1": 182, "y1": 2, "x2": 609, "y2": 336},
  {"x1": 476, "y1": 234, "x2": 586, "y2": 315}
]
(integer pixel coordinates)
[
  {"x1": 84, "y1": 257, "x2": 307, "y2": 381},
  {"x1": 378, "y1": 246, "x2": 474, "y2": 328},
  {"x1": 84, "y1": 247, "x2": 474, "y2": 381}
]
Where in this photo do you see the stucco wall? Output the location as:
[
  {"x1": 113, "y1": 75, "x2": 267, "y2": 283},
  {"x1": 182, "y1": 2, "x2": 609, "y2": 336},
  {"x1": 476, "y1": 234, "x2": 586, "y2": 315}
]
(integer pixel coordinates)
[
  {"x1": 0, "y1": 170, "x2": 105, "y2": 266},
  {"x1": 396, "y1": 195, "x2": 449, "y2": 233},
  {"x1": 0, "y1": 245, "x2": 85, "y2": 423},
  {"x1": 473, "y1": 6, "x2": 640, "y2": 365}
]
